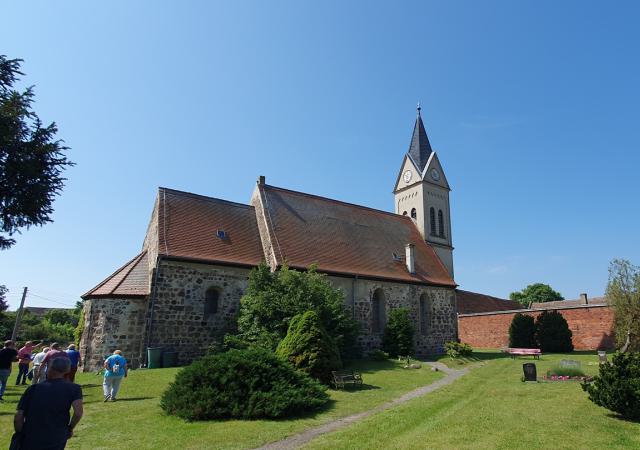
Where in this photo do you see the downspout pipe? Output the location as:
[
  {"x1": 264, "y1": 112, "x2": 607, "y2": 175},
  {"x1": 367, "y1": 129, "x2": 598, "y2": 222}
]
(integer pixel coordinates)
[
  {"x1": 352, "y1": 275, "x2": 358, "y2": 319},
  {"x1": 144, "y1": 254, "x2": 163, "y2": 366}
]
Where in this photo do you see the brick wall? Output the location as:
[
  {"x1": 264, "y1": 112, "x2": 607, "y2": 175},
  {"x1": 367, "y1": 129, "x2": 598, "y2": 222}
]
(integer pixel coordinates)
[{"x1": 458, "y1": 306, "x2": 615, "y2": 351}]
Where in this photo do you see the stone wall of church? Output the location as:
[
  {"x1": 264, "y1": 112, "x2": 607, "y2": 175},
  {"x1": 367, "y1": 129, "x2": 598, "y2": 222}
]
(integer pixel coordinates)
[
  {"x1": 328, "y1": 276, "x2": 457, "y2": 355},
  {"x1": 144, "y1": 260, "x2": 251, "y2": 365},
  {"x1": 80, "y1": 262, "x2": 458, "y2": 370},
  {"x1": 79, "y1": 296, "x2": 148, "y2": 371}
]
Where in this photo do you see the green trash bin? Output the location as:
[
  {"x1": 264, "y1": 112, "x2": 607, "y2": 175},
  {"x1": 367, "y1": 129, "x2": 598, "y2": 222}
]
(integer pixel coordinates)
[
  {"x1": 162, "y1": 351, "x2": 178, "y2": 368},
  {"x1": 147, "y1": 347, "x2": 163, "y2": 369}
]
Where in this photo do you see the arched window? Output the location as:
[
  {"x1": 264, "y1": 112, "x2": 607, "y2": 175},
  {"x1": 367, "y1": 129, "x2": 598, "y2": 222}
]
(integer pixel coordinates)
[
  {"x1": 419, "y1": 294, "x2": 428, "y2": 336},
  {"x1": 371, "y1": 288, "x2": 386, "y2": 333},
  {"x1": 402, "y1": 211, "x2": 408, "y2": 216},
  {"x1": 438, "y1": 209, "x2": 445, "y2": 238},
  {"x1": 410, "y1": 208, "x2": 417, "y2": 220},
  {"x1": 429, "y1": 207, "x2": 436, "y2": 236},
  {"x1": 205, "y1": 288, "x2": 219, "y2": 317}
]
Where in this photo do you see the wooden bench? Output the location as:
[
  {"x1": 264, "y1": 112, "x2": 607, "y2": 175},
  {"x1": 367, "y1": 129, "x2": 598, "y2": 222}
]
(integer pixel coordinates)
[
  {"x1": 332, "y1": 370, "x2": 363, "y2": 389},
  {"x1": 504, "y1": 348, "x2": 542, "y2": 359}
]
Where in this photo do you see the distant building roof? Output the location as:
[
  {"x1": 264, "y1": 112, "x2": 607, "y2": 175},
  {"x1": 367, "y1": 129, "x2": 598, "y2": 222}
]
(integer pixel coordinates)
[
  {"x1": 456, "y1": 290, "x2": 523, "y2": 314},
  {"x1": 83, "y1": 251, "x2": 150, "y2": 298},
  {"x1": 23, "y1": 306, "x2": 73, "y2": 317},
  {"x1": 531, "y1": 295, "x2": 607, "y2": 310},
  {"x1": 258, "y1": 184, "x2": 456, "y2": 286}
]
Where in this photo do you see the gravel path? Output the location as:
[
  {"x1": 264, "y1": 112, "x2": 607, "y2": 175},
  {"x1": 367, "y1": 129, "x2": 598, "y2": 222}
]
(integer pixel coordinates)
[{"x1": 255, "y1": 362, "x2": 469, "y2": 450}]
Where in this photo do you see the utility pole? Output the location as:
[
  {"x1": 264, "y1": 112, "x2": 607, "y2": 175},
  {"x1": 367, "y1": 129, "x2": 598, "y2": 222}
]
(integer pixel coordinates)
[{"x1": 11, "y1": 287, "x2": 28, "y2": 342}]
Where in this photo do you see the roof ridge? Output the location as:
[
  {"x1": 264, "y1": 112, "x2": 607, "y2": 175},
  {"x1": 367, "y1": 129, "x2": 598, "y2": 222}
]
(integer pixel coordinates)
[
  {"x1": 263, "y1": 184, "x2": 409, "y2": 219},
  {"x1": 456, "y1": 289, "x2": 511, "y2": 301},
  {"x1": 158, "y1": 187, "x2": 253, "y2": 210}
]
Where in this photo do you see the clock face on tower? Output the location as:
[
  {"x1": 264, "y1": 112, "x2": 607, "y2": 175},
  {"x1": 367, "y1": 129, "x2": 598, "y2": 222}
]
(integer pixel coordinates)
[
  {"x1": 403, "y1": 170, "x2": 413, "y2": 183},
  {"x1": 430, "y1": 168, "x2": 440, "y2": 181}
]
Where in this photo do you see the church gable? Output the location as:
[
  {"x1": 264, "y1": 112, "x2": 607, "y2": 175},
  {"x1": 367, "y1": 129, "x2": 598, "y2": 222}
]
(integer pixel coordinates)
[
  {"x1": 393, "y1": 154, "x2": 422, "y2": 193},
  {"x1": 422, "y1": 152, "x2": 450, "y2": 190}
]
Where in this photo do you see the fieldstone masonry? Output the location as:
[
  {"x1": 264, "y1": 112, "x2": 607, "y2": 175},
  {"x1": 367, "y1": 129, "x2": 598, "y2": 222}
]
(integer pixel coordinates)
[
  {"x1": 80, "y1": 297, "x2": 147, "y2": 370},
  {"x1": 80, "y1": 263, "x2": 457, "y2": 369},
  {"x1": 145, "y1": 260, "x2": 251, "y2": 365}
]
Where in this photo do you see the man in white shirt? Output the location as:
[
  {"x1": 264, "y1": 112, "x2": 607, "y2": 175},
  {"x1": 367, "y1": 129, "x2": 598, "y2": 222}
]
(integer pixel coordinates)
[{"x1": 32, "y1": 347, "x2": 49, "y2": 384}]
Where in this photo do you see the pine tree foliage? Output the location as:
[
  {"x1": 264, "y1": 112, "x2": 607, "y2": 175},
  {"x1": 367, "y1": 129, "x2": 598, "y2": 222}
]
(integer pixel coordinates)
[
  {"x1": 508, "y1": 313, "x2": 536, "y2": 348},
  {"x1": 0, "y1": 55, "x2": 74, "y2": 249},
  {"x1": 276, "y1": 310, "x2": 342, "y2": 384},
  {"x1": 535, "y1": 310, "x2": 573, "y2": 352},
  {"x1": 382, "y1": 308, "x2": 415, "y2": 358}
]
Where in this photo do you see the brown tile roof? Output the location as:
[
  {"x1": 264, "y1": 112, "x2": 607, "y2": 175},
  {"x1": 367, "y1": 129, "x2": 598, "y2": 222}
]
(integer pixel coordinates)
[
  {"x1": 531, "y1": 296, "x2": 607, "y2": 310},
  {"x1": 259, "y1": 184, "x2": 456, "y2": 287},
  {"x1": 83, "y1": 251, "x2": 150, "y2": 298},
  {"x1": 456, "y1": 290, "x2": 523, "y2": 314},
  {"x1": 158, "y1": 188, "x2": 265, "y2": 266}
]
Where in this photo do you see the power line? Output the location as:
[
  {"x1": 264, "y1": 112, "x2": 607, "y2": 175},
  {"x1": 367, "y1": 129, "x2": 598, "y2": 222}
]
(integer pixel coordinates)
[{"x1": 27, "y1": 292, "x2": 76, "y2": 308}]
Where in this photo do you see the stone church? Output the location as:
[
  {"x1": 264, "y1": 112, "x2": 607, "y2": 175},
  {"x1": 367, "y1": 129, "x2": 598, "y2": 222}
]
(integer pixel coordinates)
[{"x1": 80, "y1": 109, "x2": 458, "y2": 370}]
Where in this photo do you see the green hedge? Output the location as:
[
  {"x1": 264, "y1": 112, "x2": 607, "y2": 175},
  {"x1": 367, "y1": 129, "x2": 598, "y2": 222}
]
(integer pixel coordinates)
[
  {"x1": 160, "y1": 348, "x2": 329, "y2": 421},
  {"x1": 276, "y1": 311, "x2": 341, "y2": 384}
]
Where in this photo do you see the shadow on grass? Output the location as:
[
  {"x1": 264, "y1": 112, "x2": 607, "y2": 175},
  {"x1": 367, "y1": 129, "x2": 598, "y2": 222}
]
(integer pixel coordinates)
[
  {"x1": 330, "y1": 383, "x2": 381, "y2": 393},
  {"x1": 605, "y1": 412, "x2": 640, "y2": 424},
  {"x1": 344, "y1": 359, "x2": 399, "y2": 373},
  {"x1": 113, "y1": 396, "x2": 154, "y2": 402}
]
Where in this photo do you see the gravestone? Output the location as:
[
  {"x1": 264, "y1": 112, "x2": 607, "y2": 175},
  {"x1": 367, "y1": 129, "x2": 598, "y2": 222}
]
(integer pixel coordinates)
[
  {"x1": 560, "y1": 359, "x2": 581, "y2": 369},
  {"x1": 523, "y1": 363, "x2": 537, "y2": 382}
]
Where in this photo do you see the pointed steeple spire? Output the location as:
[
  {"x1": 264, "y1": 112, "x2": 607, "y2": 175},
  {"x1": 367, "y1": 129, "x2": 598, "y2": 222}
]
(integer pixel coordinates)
[{"x1": 407, "y1": 103, "x2": 433, "y2": 172}]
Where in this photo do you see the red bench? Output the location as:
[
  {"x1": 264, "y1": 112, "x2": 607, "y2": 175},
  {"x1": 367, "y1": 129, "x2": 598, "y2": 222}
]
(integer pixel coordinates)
[{"x1": 504, "y1": 348, "x2": 542, "y2": 359}]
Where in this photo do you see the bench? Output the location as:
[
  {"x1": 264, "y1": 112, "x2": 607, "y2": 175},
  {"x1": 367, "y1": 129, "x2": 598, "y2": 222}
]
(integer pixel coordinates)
[
  {"x1": 504, "y1": 348, "x2": 542, "y2": 359},
  {"x1": 332, "y1": 370, "x2": 363, "y2": 389}
]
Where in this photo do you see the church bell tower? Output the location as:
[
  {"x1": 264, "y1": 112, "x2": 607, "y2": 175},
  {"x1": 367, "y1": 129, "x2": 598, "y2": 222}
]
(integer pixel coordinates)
[{"x1": 393, "y1": 106, "x2": 454, "y2": 279}]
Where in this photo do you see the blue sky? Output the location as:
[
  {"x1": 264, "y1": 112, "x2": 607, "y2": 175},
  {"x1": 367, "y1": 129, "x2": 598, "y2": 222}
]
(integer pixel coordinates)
[{"x1": 1, "y1": 1, "x2": 639, "y2": 309}]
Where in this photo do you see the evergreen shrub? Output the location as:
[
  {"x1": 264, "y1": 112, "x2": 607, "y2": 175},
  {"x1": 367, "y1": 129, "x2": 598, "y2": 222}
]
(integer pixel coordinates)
[
  {"x1": 583, "y1": 352, "x2": 640, "y2": 421},
  {"x1": 445, "y1": 341, "x2": 473, "y2": 359},
  {"x1": 160, "y1": 348, "x2": 329, "y2": 421},
  {"x1": 276, "y1": 311, "x2": 342, "y2": 384},
  {"x1": 535, "y1": 310, "x2": 573, "y2": 352},
  {"x1": 382, "y1": 308, "x2": 415, "y2": 358},
  {"x1": 508, "y1": 313, "x2": 536, "y2": 348}
]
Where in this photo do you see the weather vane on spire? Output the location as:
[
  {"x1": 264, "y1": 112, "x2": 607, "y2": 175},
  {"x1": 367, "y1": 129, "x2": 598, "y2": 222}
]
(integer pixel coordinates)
[{"x1": 417, "y1": 102, "x2": 421, "y2": 117}]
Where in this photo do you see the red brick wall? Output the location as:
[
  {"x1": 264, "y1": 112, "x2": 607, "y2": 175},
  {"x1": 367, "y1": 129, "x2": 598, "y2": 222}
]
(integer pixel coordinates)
[{"x1": 458, "y1": 306, "x2": 615, "y2": 350}]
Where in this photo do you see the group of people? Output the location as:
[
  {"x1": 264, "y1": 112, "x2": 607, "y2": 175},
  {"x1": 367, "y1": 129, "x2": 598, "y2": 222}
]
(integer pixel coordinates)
[
  {"x1": 0, "y1": 339, "x2": 130, "y2": 449},
  {"x1": 0, "y1": 340, "x2": 82, "y2": 400}
]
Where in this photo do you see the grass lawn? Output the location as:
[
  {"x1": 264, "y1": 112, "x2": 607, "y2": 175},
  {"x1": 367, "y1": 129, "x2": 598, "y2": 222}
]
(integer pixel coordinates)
[
  {"x1": 304, "y1": 351, "x2": 640, "y2": 450},
  {"x1": 0, "y1": 359, "x2": 442, "y2": 450}
]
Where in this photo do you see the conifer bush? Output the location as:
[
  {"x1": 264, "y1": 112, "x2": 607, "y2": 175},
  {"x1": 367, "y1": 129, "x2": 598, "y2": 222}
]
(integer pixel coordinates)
[
  {"x1": 382, "y1": 308, "x2": 415, "y2": 358},
  {"x1": 583, "y1": 352, "x2": 640, "y2": 421},
  {"x1": 535, "y1": 310, "x2": 574, "y2": 352},
  {"x1": 508, "y1": 313, "x2": 536, "y2": 348},
  {"x1": 276, "y1": 311, "x2": 342, "y2": 384},
  {"x1": 160, "y1": 348, "x2": 329, "y2": 421}
]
